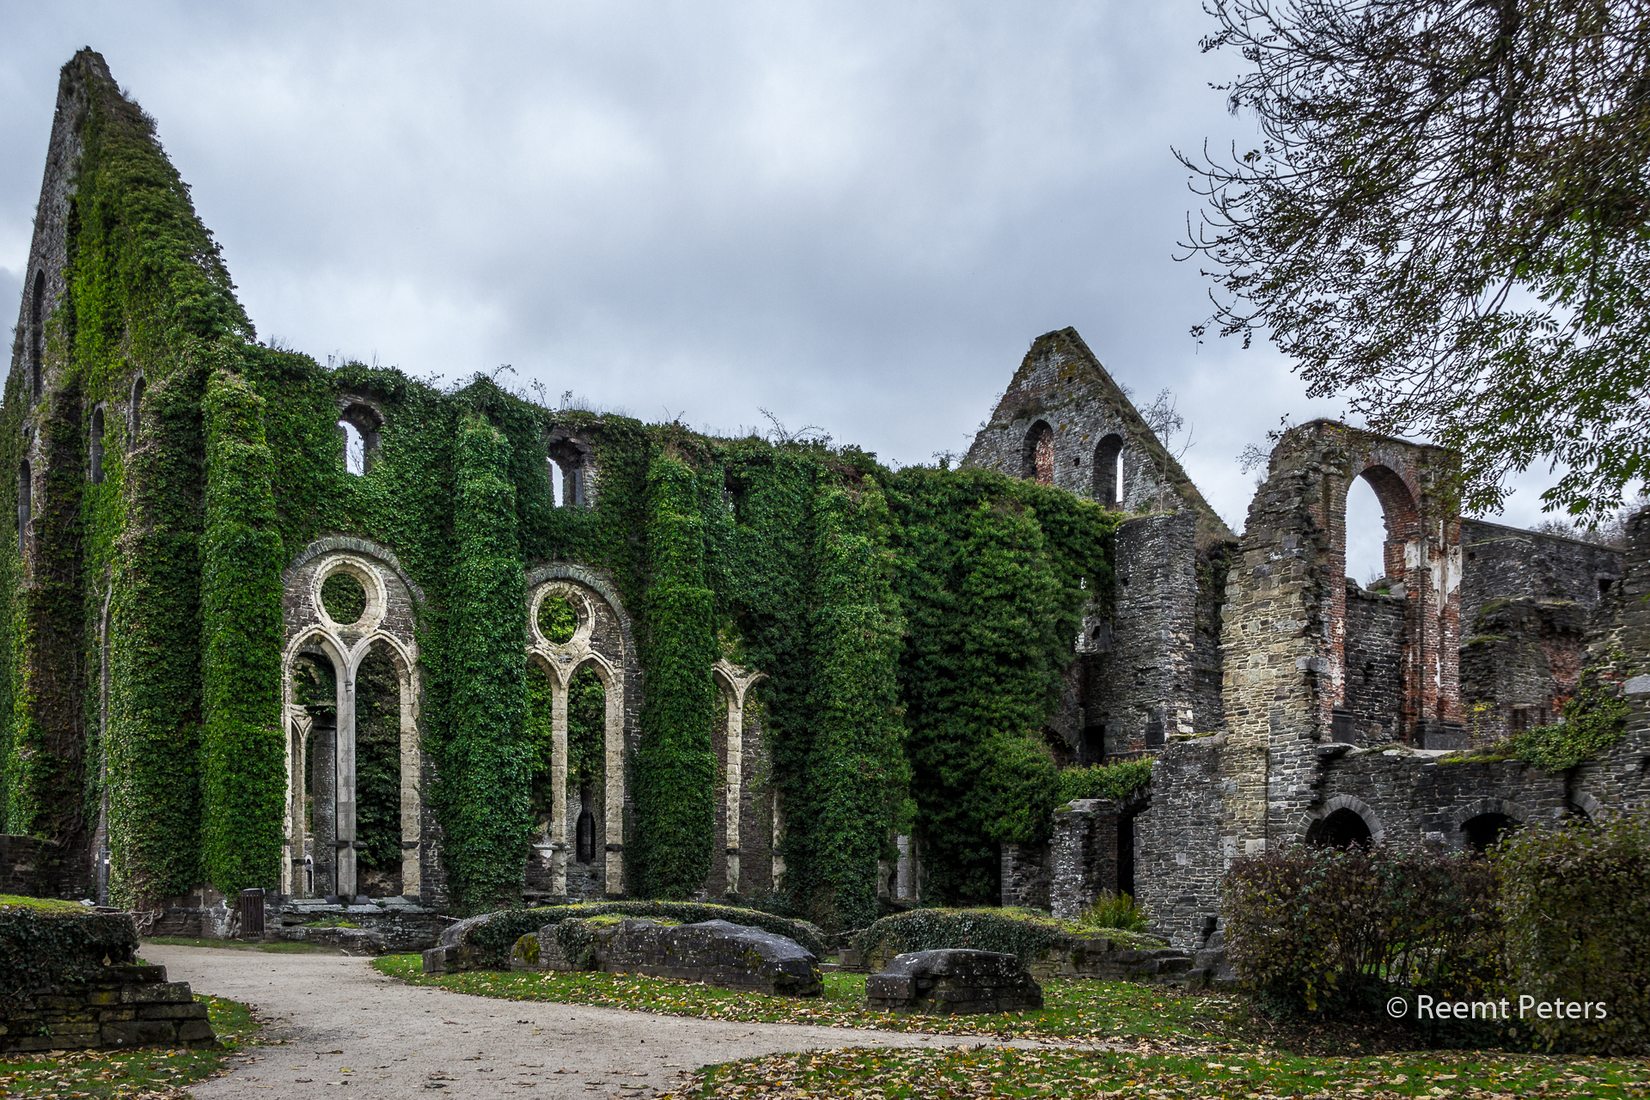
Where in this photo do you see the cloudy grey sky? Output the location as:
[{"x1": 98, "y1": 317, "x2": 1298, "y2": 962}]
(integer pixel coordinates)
[{"x1": 0, "y1": 2, "x2": 1570, "y2": 575}]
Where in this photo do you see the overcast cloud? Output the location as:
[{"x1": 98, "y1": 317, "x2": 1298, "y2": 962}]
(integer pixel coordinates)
[{"x1": 2, "y1": 2, "x2": 1579, "y2": 578}]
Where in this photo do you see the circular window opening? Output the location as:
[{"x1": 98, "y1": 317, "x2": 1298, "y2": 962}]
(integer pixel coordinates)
[
  {"x1": 538, "y1": 594, "x2": 581, "y2": 644},
  {"x1": 321, "y1": 571, "x2": 369, "y2": 626}
]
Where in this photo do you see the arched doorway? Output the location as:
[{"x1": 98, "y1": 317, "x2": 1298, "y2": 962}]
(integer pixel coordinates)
[{"x1": 1307, "y1": 807, "x2": 1374, "y2": 848}]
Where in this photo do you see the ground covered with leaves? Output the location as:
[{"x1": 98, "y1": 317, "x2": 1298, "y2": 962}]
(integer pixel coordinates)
[
  {"x1": 379, "y1": 957, "x2": 1650, "y2": 1096},
  {"x1": 0, "y1": 995, "x2": 257, "y2": 1098},
  {"x1": 662, "y1": 1046, "x2": 1650, "y2": 1099},
  {"x1": 375, "y1": 955, "x2": 1251, "y2": 1044}
]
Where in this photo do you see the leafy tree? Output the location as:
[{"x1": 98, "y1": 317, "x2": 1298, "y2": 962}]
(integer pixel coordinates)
[{"x1": 1183, "y1": 0, "x2": 1650, "y2": 521}]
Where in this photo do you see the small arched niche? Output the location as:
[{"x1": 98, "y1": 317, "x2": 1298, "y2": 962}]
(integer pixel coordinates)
[
  {"x1": 128, "y1": 376, "x2": 147, "y2": 440},
  {"x1": 1023, "y1": 420, "x2": 1055, "y2": 485}
]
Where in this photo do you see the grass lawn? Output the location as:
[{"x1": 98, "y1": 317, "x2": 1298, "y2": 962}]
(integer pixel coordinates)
[
  {"x1": 372, "y1": 954, "x2": 1255, "y2": 1045},
  {"x1": 662, "y1": 1046, "x2": 1650, "y2": 1099},
  {"x1": 0, "y1": 996, "x2": 258, "y2": 1099},
  {"x1": 375, "y1": 956, "x2": 1650, "y2": 1097}
]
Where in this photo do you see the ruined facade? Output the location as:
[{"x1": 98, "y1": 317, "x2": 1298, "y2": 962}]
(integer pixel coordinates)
[
  {"x1": 4, "y1": 53, "x2": 1646, "y2": 948},
  {"x1": 964, "y1": 335, "x2": 1648, "y2": 950}
]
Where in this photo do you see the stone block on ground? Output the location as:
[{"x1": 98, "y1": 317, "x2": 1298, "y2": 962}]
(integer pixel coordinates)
[
  {"x1": 511, "y1": 917, "x2": 823, "y2": 996},
  {"x1": 865, "y1": 949, "x2": 1043, "y2": 1015}
]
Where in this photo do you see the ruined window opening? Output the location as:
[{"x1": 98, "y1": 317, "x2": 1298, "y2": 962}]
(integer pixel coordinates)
[
  {"x1": 28, "y1": 270, "x2": 44, "y2": 399},
  {"x1": 337, "y1": 402, "x2": 382, "y2": 475},
  {"x1": 17, "y1": 460, "x2": 30, "y2": 553},
  {"x1": 1461, "y1": 812, "x2": 1518, "y2": 854},
  {"x1": 354, "y1": 643, "x2": 406, "y2": 897},
  {"x1": 1344, "y1": 474, "x2": 1387, "y2": 586},
  {"x1": 1023, "y1": 420, "x2": 1055, "y2": 484},
  {"x1": 1094, "y1": 434, "x2": 1123, "y2": 507},
  {"x1": 547, "y1": 458, "x2": 566, "y2": 506},
  {"x1": 339, "y1": 421, "x2": 366, "y2": 475},
  {"x1": 1306, "y1": 807, "x2": 1372, "y2": 848},
  {"x1": 89, "y1": 406, "x2": 105, "y2": 484},
  {"x1": 129, "y1": 376, "x2": 146, "y2": 439},
  {"x1": 576, "y1": 807, "x2": 596, "y2": 864},
  {"x1": 547, "y1": 437, "x2": 594, "y2": 508}
]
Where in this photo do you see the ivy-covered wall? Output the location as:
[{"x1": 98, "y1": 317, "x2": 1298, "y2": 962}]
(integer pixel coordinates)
[{"x1": 1, "y1": 51, "x2": 1122, "y2": 924}]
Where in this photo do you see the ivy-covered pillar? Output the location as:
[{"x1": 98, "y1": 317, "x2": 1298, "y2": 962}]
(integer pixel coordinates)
[
  {"x1": 200, "y1": 363, "x2": 286, "y2": 898},
  {"x1": 107, "y1": 368, "x2": 206, "y2": 908},
  {"x1": 435, "y1": 412, "x2": 529, "y2": 913},
  {"x1": 799, "y1": 481, "x2": 909, "y2": 929},
  {"x1": 634, "y1": 451, "x2": 717, "y2": 899}
]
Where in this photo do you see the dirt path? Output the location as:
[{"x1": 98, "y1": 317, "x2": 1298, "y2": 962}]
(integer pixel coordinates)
[{"x1": 145, "y1": 944, "x2": 1001, "y2": 1099}]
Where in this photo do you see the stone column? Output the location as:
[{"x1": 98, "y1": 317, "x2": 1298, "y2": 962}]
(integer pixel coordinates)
[
  {"x1": 335, "y1": 671, "x2": 357, "y2": 900},
  {"x1": 397, "y1": 664, "x2": 421, "y2": 898},
  {"x1": 603, "y1": 677, "x2": 625, "y2": 895},
  {"x1": 551, "y1": 675, "x2": 569, "y2": 895},
  {"x1": 723, "y1": 688, "x2": 743, "y2": 894}
]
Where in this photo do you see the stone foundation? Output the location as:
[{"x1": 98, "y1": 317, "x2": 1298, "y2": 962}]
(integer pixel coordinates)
[
  {"x1": 1, "y1": 963, "x2": 215, "y2": 1053},
  {"x1": 866, "y1": 949, "x2": 1043, "y2": 1014}
]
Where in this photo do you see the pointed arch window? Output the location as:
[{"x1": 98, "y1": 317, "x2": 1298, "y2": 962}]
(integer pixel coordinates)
[
  {"x1": 1094, "y1": 434, "x2": 1123, "y2": 507},
  {"x1": 1023, "y1": 420, "x2": 1055, "y2": 485}
]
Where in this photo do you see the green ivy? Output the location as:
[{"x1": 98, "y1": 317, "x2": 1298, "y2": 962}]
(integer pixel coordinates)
[
  {"x1": 199, "y1": 363, "x2": 285, "y2": 897},
  {"x1": 430, "y1": 414, "x2": 530, "y2": 913},
  {"x1": 1056, "y1": 760, "x2": 1154, "y2": 804},
  {"x1": 633, "y1": 451, "x2": 718, "y2": 898}
]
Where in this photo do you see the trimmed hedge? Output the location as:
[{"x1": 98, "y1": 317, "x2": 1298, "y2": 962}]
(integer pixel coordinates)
[
  {"x1": 438, "y1": 900, "x2": 828, "y2": 969},
  {"x1": 1223, "y1": 845, "x2": 1503, "y2": 1019},
  {"x1": 856, "y1": 906, "x2": 1164, "y2": 970},
  {"x1": 1498, "y1": 812, "x2": 1650, "y2": 1054}
]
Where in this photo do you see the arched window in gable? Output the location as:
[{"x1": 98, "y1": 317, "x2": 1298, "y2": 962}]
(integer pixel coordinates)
[
  {"x1": 1094, "y1": 433, "x2": 1123, "y2": 507},
  {"x1": 1023, "y1": 420, "x2": 1055, "y2": 485}
]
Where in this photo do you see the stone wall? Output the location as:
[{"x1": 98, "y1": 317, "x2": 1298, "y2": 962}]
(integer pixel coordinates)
[
  {"x1": 1, "y1": 962, "x2": 215, "y2": 1053},
  {"x1": 0, "y1": 905, "x2": 213, "y2": 1053},
  {"x1": 1048, "y1": 799, "x2": 1121, "y2": 920},
  {"x1": 999, "y1": 843, "x2": 1050, "y2": 910},
  {"x1": 1084, "y1": 513, "x2": 1208, "y2": 756},
  {"x1": 1339, "y1": 582, "x2": 1406, "y2": 745},
  {"x1": 0, "y1": 835, "x2": 92, "y2": 899},
  {"x1": 1133, "y1": 737, "x2": 1224, "y2": 949}
]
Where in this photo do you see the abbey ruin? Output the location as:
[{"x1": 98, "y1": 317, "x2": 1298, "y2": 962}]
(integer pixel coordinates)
[{"x1": 4, "y1": 52, "x2": 1647, "y2": 952}]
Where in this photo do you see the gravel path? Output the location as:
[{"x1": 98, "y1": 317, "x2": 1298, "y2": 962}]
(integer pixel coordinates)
[{"x1": 145, "y1": 944, "x2": 999, "y2": 1099}]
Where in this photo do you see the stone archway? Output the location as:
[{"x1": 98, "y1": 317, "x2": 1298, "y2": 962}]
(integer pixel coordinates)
[
  {"x1": 524, "y1": 565, "x2": 634, "y2": 898},
  {"x1": 280, "y1": 538, "x2": 423, "y2": 900}
]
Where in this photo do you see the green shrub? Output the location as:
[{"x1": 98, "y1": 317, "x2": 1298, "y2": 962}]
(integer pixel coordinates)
[
  {"x1": 1076, "y1": 892, "x2": 1149, "y2": 932},
  {"x1": 1496, "y1": 812, "x2": 1650, "y2": 1054},
  {"x1": 856, "y1": 906, "x2": 1163, "y2": 968},
  {"x1": 452, "y1": 900, "x2": 828, "y2": 969},
  {"x1": 1056, "y1": 760, "x2": 1153, "y2": 804},
  {"x1": 1223, "y1": 846, "x2": 1502, "y2": 1019}
]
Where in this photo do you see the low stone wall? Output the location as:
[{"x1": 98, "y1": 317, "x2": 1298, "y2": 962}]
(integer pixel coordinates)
[
  {"x1": 266, "y1": 897, "x2": 448, "y2": 954},
  {"x1": 0, "y1": 902, "x2": 214, "y2": 1052},
  {"x1": 867, "y1": 949, "x2": 1043, "y2": 1014},
  {"x1": 1, "y1": 962, "x2": 215, "y2": 1052},
  {"x1": 511, "y1": 917, "x2": 823, "y2": 996}
]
